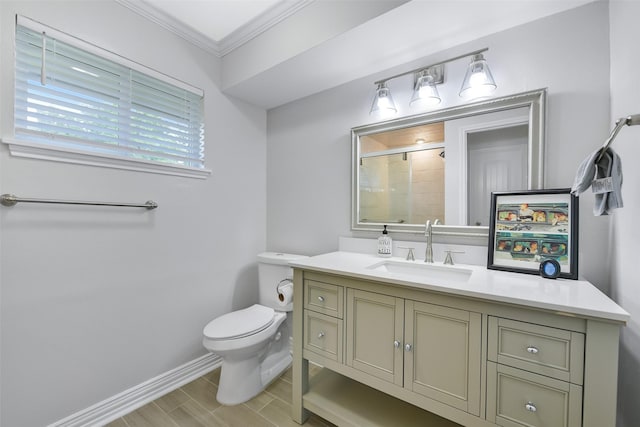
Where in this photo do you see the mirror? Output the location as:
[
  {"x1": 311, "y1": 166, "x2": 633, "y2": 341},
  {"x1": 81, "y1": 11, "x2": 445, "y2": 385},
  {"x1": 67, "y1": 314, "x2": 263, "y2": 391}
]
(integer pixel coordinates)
[{"x1": 351, "y1": 89, "x2": 546, "y2": 237}]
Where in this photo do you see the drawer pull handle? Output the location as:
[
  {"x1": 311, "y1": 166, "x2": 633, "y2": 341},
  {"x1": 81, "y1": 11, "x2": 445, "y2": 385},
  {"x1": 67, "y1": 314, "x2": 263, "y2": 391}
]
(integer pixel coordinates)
[
  {"x1": 405, "y1": 343, "x2": 413, "y2": 352},
  {"x1": 526, "y1": 346, "x2": 539, "y2": 354},
  {"x1": 317, "y1": 296, "x2": 325, "y2": 302},
  {"x1": 525, "y1": 402, "x2": 537, "y2": 412},
  {"x1": 394, "y1": 340, "x2": 401, "y2": 349},
  {"x1": 317, "y1": 331, "x2": 325, "y2": 339}
]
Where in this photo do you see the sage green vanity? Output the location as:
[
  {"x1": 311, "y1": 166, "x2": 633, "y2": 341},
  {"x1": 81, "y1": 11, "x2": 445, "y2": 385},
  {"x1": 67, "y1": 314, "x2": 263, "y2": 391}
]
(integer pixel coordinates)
[{"x1": 290, "y1": 252, "x2": 628, "y2": 427}]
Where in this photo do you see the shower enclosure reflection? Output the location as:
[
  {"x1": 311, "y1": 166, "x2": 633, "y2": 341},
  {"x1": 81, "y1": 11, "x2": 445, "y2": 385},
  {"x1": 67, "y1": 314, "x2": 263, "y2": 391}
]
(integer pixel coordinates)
[{"x1": 359, "y1": 122, "x2": 445, "y2": 225}]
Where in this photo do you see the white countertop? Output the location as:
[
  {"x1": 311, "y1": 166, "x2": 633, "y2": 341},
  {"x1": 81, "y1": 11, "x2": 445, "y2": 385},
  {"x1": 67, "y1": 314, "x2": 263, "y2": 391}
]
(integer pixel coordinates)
[{"x1": 290, "y1": 251, "x2": 629, "y2": 323}]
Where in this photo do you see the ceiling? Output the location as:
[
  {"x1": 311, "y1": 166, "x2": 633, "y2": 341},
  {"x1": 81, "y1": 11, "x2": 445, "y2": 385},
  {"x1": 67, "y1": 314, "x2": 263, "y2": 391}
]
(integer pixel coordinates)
[
  {"x1": 142, "y1": 0, "x2": 282, "y2": 42},
  {"x1": 116, "y1": 0, "x2": 597, "y2": 109},
  {"x1": 116, "y1": 0, "x2": 312, "y2": 56}
]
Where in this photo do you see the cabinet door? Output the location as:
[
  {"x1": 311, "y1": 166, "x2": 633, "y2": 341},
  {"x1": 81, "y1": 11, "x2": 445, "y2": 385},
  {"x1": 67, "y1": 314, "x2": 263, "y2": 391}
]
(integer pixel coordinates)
[
  {"x1": 404, "y1": 300, "x2": 482, "y2": 415},
  {"x1": 346, "y1": 289, "x2": 404, "y2": 386}
]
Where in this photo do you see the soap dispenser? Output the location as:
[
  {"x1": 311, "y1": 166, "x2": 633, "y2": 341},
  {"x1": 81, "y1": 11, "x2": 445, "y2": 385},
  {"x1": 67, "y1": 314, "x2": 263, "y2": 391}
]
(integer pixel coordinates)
[{"x1": 377, "y1": 225, "x2": 392, "y2": 258}]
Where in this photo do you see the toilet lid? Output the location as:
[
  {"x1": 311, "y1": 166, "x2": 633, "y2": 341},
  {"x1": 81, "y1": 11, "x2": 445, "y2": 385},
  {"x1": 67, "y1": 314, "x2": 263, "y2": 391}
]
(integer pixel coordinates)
[{"x1": 203, "y1": 304, "x2": 275, "y2": 340}]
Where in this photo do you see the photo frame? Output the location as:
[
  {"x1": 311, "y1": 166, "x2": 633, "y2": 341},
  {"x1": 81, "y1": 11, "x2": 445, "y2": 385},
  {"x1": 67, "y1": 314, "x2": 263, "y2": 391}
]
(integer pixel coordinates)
[{"x1": 487, "y1": 189, "x2": 578, "y2": 279}]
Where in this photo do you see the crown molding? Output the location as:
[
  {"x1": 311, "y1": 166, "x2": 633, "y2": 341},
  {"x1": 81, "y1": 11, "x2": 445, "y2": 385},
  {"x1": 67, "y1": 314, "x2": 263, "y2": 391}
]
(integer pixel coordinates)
[
  {"x1": 115, "y1": 0, "x2": 314, "y2": 57},
  {"x1": 218, "y1": 0, "x2": 314, "y2": 56},
  {"x1": 114, "y1": 0, "x2": 220, "y2": 55}
]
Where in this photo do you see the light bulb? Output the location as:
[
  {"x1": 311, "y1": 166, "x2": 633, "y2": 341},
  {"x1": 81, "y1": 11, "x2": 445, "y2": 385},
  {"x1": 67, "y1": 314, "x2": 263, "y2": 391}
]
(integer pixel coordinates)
[
  {"x1": 410, "y1": 72, "x2": 441, "y2": 108},
  {"x1": 459, "y1": 54, "x2": 497, "y2": 99},
  {"x1": 370, "y1": 83, "x2": 397, "y2": 118}
]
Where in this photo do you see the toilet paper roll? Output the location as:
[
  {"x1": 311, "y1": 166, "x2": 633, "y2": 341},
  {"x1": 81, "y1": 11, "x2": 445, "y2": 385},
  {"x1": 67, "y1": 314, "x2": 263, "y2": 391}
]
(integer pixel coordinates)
[{"x1": 277, "y1": 281, "x2": 293, "y2": 306}]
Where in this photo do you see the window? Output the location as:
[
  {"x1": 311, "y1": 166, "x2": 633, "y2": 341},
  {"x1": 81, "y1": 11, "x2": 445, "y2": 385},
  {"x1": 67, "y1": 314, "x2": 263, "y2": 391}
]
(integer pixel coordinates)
[{"x1": 8, "y1": 16, "x2": 209, "y2": 178}]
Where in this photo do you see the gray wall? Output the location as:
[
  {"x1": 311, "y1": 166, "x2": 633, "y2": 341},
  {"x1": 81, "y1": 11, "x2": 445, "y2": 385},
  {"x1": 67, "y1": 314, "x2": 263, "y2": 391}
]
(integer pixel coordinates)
[
  {"x1": 610, "y1": 2, "x2": 640, "y2": 426},
  {"x1": 267, "y1": 2, "x2": 612, "y2": 289},
  {"x1": 2, "y1": 1, "x2": 637, "y2": 426},
  {"x1": 269, "y1": 3, "x2": 640, "y2": 425},
  {"x1": 0, "y1": 1, "x2": 267, "y2": 426}
]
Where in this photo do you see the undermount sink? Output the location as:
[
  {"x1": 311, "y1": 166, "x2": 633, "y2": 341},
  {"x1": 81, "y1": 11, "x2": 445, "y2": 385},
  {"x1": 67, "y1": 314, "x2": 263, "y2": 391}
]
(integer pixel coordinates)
[{"x1": 366, "y1": 259, "x2": 473, "y2": 283}]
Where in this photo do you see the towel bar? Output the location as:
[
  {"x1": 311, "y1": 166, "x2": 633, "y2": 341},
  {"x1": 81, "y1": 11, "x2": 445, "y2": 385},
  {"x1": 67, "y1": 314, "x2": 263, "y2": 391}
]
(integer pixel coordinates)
[
  {"x1": 0, "y1": 194, "x2": 158, "y2": 210},
  {"x1": 596, "y1": 114, "x2": 640, "y2": 162}
]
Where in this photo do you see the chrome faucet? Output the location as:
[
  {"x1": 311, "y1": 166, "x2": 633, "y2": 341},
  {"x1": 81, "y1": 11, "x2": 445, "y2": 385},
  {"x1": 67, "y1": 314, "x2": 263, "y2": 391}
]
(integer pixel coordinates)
[{"x1": 424, "y1": 219, "x2": 439, "y2": 263}]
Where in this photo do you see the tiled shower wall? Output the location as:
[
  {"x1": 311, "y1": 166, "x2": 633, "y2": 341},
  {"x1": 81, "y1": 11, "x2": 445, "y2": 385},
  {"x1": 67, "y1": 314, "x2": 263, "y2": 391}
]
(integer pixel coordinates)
[{"x1": 360, "y1": 148, "x2": 444, "y2": 225}]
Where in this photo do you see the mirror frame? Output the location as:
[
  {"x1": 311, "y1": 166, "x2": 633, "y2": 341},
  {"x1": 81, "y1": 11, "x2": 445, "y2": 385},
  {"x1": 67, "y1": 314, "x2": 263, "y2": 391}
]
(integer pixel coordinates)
[{"x1": 351, "y1": 88, "x2": 547, "y2": 238}]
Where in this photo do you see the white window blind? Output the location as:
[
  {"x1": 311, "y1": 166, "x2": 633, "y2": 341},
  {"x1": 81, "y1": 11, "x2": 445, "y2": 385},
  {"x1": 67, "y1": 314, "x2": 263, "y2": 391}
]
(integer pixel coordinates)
[{"x1": 13, "y1": 16, "x2": 207, "y2": 175}]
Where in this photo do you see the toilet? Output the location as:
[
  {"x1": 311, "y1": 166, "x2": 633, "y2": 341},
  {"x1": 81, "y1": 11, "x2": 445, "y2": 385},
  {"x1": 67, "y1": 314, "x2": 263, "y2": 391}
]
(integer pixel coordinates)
[{"x1": 202, "y1": 252, "x2": 306, "y2": 405}]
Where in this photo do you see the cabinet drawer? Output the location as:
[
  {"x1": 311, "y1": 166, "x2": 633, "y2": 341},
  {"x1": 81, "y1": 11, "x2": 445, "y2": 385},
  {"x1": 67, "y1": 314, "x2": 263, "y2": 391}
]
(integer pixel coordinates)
[
  {"x1": 488, "y1": 317, "x2": 584, "y2": 384},
  {"x1": 304, "y1": 280, "x2": 343, "y2": 318},
  {"x1": 304, "y1": 310, "x2": 343, "y2": 362},
  {"x1": 487, "y1": 362, "x2": 582, "y2": 427}
]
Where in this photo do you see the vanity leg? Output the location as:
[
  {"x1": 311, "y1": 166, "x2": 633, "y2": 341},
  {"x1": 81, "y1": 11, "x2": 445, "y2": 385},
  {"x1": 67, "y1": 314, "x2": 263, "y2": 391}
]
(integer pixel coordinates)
[
  {"x1": 292, "y1": 358, "x2": 309, "y2": 424},
  {"x1": 292, "y1": 269, "x2": 309, "y2": 424},
  {"x1": 582, "y1": 320, "x2": 620, "y2": 427}
]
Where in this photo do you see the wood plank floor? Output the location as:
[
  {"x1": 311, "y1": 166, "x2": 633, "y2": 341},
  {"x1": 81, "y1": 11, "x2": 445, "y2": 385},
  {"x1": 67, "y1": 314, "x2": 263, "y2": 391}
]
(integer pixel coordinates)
[{"x1": 105, "y1": 365, "x2": 334, "y2": 427}]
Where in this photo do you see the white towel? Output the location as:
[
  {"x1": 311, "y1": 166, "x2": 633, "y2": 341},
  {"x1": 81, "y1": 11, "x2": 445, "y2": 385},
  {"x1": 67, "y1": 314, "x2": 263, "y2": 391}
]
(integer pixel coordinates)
[{"x1": 571, "y1": 147, "x2": 623, "y2": 216}]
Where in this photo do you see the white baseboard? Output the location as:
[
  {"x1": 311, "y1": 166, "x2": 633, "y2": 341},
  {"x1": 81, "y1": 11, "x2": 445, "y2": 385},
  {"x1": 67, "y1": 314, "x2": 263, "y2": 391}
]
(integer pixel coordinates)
[{"x1": 48, "y1": 353, "x2": 222, "y2": 427}]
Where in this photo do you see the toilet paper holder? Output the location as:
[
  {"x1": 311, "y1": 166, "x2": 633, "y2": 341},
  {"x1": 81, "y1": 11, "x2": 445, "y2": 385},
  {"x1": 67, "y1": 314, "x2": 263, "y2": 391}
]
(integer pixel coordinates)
[{"x1": 276, "y1": 278, "x2": 294, "y2": 305}]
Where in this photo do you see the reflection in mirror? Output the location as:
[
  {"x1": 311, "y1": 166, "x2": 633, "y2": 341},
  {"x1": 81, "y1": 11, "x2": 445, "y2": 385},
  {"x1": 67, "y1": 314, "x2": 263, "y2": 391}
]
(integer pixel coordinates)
[
  {"x1": 445, "y1": 106, "x2": 530, "y2": 227},
  {"x1": 359, "y1": 122, "x2": 444, "y2": 225},
  {"x1": 351, "y1": 89, "x2": 546, "y2": 237}
]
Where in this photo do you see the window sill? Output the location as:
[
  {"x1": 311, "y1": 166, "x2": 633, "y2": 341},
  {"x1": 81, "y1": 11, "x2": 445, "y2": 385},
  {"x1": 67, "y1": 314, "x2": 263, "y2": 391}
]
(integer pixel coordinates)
[{"x1": 1, "y1": 137, "x2": 211, "y2": 179}]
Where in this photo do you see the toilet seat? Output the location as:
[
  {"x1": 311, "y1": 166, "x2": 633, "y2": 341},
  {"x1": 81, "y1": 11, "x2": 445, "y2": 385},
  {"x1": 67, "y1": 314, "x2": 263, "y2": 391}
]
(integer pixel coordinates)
[{"x1": 204, "y1": 304, "x2": 275, "y2": 340}]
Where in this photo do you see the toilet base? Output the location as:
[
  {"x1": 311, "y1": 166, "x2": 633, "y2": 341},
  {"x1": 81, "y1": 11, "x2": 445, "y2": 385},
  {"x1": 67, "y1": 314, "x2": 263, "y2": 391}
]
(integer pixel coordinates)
[
  {"x1": 260, "y1": 351, "x2": 292, "y2": 386},
  {"x1": 216, "y1": 348, "x2": 292, "y2": 405}
]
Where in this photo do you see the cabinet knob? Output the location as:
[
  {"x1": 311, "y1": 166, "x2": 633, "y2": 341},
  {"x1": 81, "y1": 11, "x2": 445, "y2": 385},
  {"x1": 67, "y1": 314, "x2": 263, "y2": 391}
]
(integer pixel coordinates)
[
  {"x1": 405, "y1": 343, "x2": 412, "y2": 351},
  {"x1": 526, "y1": 346, "x2": 539, "y2": 354},
  {"x1": 317, "y1": 296, "x2": 325, "y2": 302},
  {"x1": 525, "y1": 402, "x2": 537, "y2": 412},
  {"x1": 394, "y1": 340, "x2": 401, "y2": 349},
  {"x1": 317, "y1": 331, "x2": 325, "y2": 339}
]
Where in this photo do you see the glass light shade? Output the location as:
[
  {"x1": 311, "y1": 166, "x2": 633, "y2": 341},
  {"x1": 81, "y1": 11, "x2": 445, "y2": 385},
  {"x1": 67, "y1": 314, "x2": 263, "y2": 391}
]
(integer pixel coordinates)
[
  {"x1": 410, "y1": 72, "x2": 441, "y2": 108},
  {"x1": 459, "y1": 54, "x2": 497, "y2": 99},
  {"x1": 370, "y1": 83, "x2": 397, "y2": 117}
]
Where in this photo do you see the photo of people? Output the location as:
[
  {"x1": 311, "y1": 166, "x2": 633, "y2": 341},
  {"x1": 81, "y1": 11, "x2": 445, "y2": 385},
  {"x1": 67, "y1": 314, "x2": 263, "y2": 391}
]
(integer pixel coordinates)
[
  {"x1": 518, "y1": 203, "x2": 534, "y2": 221},
  {"x1": 493, "y1": 231, "x2": 569, "y2": 264},
  {"x1": 488, "y1": 190, "x2": 578, "y2": 279},
  {"x1": 495, "y1": 202, "x2": 569, "y2": 233}
]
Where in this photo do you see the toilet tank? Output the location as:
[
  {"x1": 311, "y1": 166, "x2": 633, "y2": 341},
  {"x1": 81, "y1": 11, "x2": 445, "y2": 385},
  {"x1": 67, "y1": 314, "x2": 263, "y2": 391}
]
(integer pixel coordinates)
[{"x1": 257, "y1": 252, "x2": 307, "y2": 312}]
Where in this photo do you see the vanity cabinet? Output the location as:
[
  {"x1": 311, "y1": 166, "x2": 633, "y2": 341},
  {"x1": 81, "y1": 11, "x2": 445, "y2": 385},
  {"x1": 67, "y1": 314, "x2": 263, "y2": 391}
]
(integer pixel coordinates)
[
  {"x1": 291, "y1": 266, "x2": 625, "y2": 427},
  {"x1": 346, "y1": 289, "x2": 481, "y2": 415}
]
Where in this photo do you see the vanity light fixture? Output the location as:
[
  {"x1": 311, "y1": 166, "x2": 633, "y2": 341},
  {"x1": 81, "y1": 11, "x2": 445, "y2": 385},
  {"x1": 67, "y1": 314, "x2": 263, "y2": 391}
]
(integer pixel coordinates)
[
  {"x1": 459, "y1": 53, "x2": 497, "y2": 99},
  {"x1": 410, "y1": 65, "x2": 443, "y2": 108},
  {"x1": 369, "y1": 48, "x2": 496, "y2": 117},
  {"x1": 370, "y1": 82, "x2": 397, "y2": 118}
]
